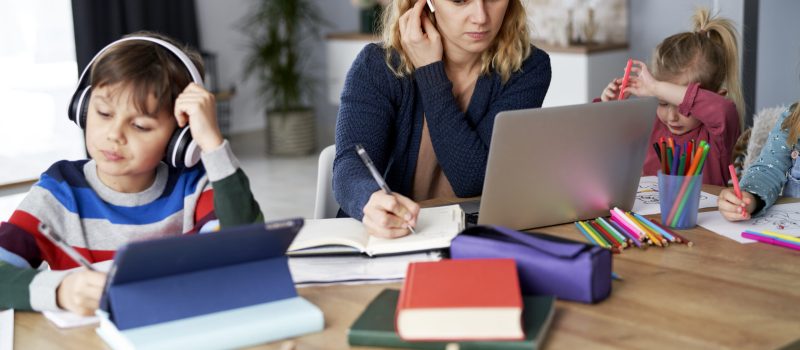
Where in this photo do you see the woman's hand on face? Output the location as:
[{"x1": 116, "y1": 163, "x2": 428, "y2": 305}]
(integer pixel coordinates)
[
  {"x1": 362, "y1": 190, "x2": 420, "y2": 239},
  {"x1": 399, "y1": 0, "x2": 443, "y2": 69}
]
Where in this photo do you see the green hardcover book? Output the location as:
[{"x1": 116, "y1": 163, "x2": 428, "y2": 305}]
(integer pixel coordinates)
[{"x1": 348, "y1": 289, "x2": 555, "y2": 350}]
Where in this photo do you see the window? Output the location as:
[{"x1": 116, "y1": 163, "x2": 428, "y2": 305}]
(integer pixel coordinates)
[{"x1": 0, "y1": 1, "x2": 84, "y2": 186}]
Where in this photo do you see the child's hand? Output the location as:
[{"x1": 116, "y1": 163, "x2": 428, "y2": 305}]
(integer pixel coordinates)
[
  {"x1": 718, "y1": 189, "x2": 757, "y2": 221},
  {"x1": 174, "y1": 83, "x2": 224, "y2": 152},
  {"x1": 626, "y1": 60, "x2": 659, "y2": 97},
  {"x1": 399, "y1": 0, "x2": 442, "y2": 69},
  {"x1": 57, "y1": 269, "x2": 107, "y2": 316},
  {"x1": 600, "y1": 78, "x2": 624, "y2": 101},
  {"x1": 362, "y1": 190, "x2": 420, "y2": 239}
]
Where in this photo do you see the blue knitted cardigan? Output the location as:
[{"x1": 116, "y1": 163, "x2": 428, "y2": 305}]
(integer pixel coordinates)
[{"x1": 333, "y1": 43, "x2": 551, "y2": 219}]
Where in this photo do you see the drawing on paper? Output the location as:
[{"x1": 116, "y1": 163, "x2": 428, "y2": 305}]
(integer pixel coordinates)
[{"x1": 750, "y1": 207, "x2": 800, "y2": 231}]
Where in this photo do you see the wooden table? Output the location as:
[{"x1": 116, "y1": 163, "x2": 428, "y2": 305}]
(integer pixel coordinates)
[{"x1": 14, "y1": 186, "x2": 800, "y2": 349}]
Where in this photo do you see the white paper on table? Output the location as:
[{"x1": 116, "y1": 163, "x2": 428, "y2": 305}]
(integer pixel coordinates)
[
  {"x1": 289, "y1": 250, "x2": 441, "y2": 286},
  {"x1": 0, "y1": 309, "x2": 13, "y2": 350},
  {"x1": 698, "y1": 202, "x2": 800, "y2": 243},
  {"x1": 42, "y1": 310, "x2": 98, "y2": 328},
  {"x1": 632, "y1": 176, "x2": 719, "y2": 215}
]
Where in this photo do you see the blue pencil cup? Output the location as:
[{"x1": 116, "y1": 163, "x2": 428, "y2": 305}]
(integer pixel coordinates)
[{"x1": 658, "y1": 171, "x2": 702, "y2": 229}]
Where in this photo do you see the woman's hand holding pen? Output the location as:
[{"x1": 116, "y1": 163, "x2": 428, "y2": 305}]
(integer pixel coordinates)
[
  {"x1": 363, "y1": 190, "x2": 420, "y2": 238},
  {"x1": 57, "y1": 269, "x2": 107, "y2": 316},
  {"x1": 718, "y1": 188, "x2": 756, "y2": 221},
  {"x1": 399, "y1": 0, "x2": 442, "y2": 69}
]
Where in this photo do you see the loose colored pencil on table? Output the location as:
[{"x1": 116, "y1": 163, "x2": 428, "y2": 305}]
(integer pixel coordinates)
[{"x1": 741, "y1": 230, "x2": 800, "y2": 251}]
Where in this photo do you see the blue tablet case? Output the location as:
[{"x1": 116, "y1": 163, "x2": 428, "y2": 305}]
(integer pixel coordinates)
[{"x1": 98, "y1": 218, "x2": 306, "y2": 330}]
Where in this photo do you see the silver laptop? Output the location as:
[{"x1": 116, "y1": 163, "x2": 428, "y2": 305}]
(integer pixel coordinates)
[{"x1": 472, "y1": 97, "x2": 657, "y2": 230}]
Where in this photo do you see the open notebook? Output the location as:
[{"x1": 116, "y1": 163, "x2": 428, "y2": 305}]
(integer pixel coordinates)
[{"x1": 289, "y1": 205, "x2": 465, "y2": 256}]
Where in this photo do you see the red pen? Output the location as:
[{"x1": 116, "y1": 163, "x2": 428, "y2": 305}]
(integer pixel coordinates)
[
  {"x1": 728, "y1": 164, "x2": 742, "y2": 199},
  {"x1": 618, "y1": 58, "x2": 633, "y2": 100}
]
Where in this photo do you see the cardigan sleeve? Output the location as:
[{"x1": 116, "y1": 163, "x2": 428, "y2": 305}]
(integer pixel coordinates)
[
  {"x1": 739, "y1": 108, "x2": 793, "y2": 215},
  {"x1": 415, "y1": 48, "x2": 551, "y2": 196},
  {"x1": 333, "y1": 44, "x2": 400, "y2": 220}
]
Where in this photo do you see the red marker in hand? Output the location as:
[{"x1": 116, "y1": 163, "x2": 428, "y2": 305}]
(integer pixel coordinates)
[
  {"x1": 618, "y1": 59, "x2": 633, "y2": 100},
  {"x1": 728, "y1": 164, "x2": 744, "y2": 215}
]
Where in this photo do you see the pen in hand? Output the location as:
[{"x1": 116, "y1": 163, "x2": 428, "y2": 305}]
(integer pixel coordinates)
[
  {"x1": 355, "y1": 144, "x2": 417, "y2": 234},
  {"x1": 38, "y1": 222, "x2": 96, "y2": 271}
]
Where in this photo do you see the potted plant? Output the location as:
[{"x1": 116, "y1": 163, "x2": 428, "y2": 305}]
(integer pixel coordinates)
[{"x1": 242, "y1": 0, "x2": 325, "y2": 156}]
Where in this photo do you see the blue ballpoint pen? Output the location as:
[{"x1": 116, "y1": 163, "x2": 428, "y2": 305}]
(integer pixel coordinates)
[{"x1": 355, "y1": 144, "x2": 417, "y2": 234}]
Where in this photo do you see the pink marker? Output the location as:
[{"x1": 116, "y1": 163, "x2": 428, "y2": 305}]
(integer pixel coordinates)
[{"x1": 618, "y1": 59, "x2": 633, "y2": 100}]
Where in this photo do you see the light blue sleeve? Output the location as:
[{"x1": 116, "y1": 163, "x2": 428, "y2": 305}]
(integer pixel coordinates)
[{"x1": 739, "y1": 108, "x2": 794, "y2": 215}]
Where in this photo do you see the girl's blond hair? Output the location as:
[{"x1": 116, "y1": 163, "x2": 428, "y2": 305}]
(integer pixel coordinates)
[
  {"x1": 651, "y1": 7, "x2": 744, "y2": 130},
  {"x1": 781, "y1": 103, "x2": 800, "y2": 145},
  {"x1": 379, "y1": 0, "x2": 530, "y2": 83}
]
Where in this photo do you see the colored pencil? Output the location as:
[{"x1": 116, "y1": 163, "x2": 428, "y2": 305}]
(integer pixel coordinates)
[
  {"x1": 651, "y1": 218, "x2": 693, "y2": 247},
  {"x1": 625, "y1": 211, "x2": 663, "y2": 247},
  {"x1": 618, "y1": 58, "x2": 633, "y2": 100},
  {"x1": 677, "y1": 153, "x2": 686, "y2": 177},
  {"x1": 661, "y1": 139, "x2": 668, "y2": 174},
  {"x1": 609, "y1": 219, "x2": 644, "y2": 249},
  {"x1": 746, "y1": 230, "x2": 800, "y2": 244},
  {"x1": 671, "y1": 145, "x2": 681, "y2": 176},
  {"x1": 741, "y1": 232, "x2": 800, "y2": 251},
  {"x1": 591, "y1": 221, "x2": 622, "y2": 249},
  {"x1": 576, "y1": 222, "x2": 602, "y2": 246},
  {"x1": 728, "y1": 164, "x2": 742, "y2": 199},
  {"x1": 579, "y1": 221, "x2": 610, "y2": 249},
  {"x1": 633, "y1": 212, "x2": 675, "y2": 242},
  {"x1": 666, "y1": 143, "x2": 707, "y2": 225},
  {"x1": 672, "y1": 143, "x2": 710, "y2": 226},
  {"x1": 653, "y1": 143, "x2": 662, "y2": 161},
  {"x1": 611, "y1": 208, "x2": 644, "y2": 241},
  {"x1": 596, "y1": 218, "x2": 627, "y2": 247}
]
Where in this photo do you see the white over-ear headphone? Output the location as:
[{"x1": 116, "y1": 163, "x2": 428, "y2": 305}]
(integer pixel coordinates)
[{"x1": 68, "y1": 36, "x2": 203, "y2": 168}]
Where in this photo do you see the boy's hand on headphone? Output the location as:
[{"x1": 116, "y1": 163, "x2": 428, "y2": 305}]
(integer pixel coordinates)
[
  {"x1": 57, "y1": 269, "x2": 107, "y2": 316},
  {"x1": 174, "y1": 83, "x2": 224, "y2": 152},
  {"x1": 399, "y1": 0, "x2": 442, "y2": 69}
]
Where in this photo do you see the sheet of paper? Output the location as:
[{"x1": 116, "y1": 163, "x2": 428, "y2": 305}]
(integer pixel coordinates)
[
  {"x1": 0, "y1": 309, "x2": 12, "y2": 350},
  {"x1": 42, "y1": 310, "x2": 99, "y2": 329},
  {"x1": 632, "y1": 176, "x2": 718, "y2": 215},
  {"x1": 289, "y1": 251, "x2": 441, "y2": 285},
  {"x1": 698, "y1": 202, "x2": 800, "y2": 243}
]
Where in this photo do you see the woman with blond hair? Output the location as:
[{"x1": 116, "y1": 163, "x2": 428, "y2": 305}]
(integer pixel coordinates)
[{"x1": 333, "y1": 0, "x2": 551, "y2": 238}]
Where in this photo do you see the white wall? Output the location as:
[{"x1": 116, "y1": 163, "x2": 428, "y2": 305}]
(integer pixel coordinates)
[
  {"x1": 195, "y1": 0, "x2": 358, "y2": 148},
  {"x1": 629, "y1": 0, "x2": 743, "y2": 69},
  {"x1": 756, "y1": 0, "x2": 800, "y2": 110},
  {"x1": 196, "y1": 1, "x2": 800, "y2": 146}
]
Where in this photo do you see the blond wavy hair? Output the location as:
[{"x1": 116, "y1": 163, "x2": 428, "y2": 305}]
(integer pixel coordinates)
[
  {"x1": 781, "y1": 103, "x2": 800, "y2": 145},
  {"x1": 651, "y1": 7, "x2": 744, "y2": 130},
  {"x1": 379, "y1": 0, "x2": 530, "y2": 83}
]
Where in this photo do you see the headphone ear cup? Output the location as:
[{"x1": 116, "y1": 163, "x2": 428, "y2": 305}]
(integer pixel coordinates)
[
  {"x1": 165, "y1": 126, "x2": 200, "y2": 168},
  {"x1": 69, "y1": 86, "x2": 92, "y2": 129}
]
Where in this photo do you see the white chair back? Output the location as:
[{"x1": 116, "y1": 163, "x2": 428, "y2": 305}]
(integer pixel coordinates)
[{"x1": 313, "y1": 145, "x2": 339, "y2": 219}]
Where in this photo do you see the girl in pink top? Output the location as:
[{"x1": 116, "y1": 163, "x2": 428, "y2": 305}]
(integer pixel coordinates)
[{"x1": 600, "y1": 8, "x2": 743, "y2": 186}]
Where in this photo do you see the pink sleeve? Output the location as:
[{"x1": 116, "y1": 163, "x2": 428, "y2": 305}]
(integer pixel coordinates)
[{"x1": 677, "y1": 82, "x2": 740, "y2": 137}]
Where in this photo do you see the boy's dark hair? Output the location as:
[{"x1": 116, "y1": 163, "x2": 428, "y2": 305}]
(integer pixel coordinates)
[{"x1": 89, "y1": 31, "x2": 205, "y2": 118}]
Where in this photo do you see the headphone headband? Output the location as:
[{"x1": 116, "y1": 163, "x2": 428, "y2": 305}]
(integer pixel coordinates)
[{"x1": 75, "y1": 36, "x2": 204, "y2": 90}]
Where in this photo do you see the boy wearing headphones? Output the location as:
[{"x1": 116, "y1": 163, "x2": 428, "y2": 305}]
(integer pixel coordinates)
[{"x1": 0, "y1": 32, "x2": 263, "y2": 315}]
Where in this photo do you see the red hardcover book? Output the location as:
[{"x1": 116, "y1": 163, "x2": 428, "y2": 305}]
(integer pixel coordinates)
[{"x1": 395, "y1": 258, "x2": 524, "y2": 341}]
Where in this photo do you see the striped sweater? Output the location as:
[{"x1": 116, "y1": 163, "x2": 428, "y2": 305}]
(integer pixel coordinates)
[{"x1": 0, "y1": 140, "x2": 263, "y2": 311}]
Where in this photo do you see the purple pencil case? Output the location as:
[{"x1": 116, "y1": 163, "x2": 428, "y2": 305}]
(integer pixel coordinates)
[{"x1": 450, "y1": 225, "x2": 612, "y2": 304}]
